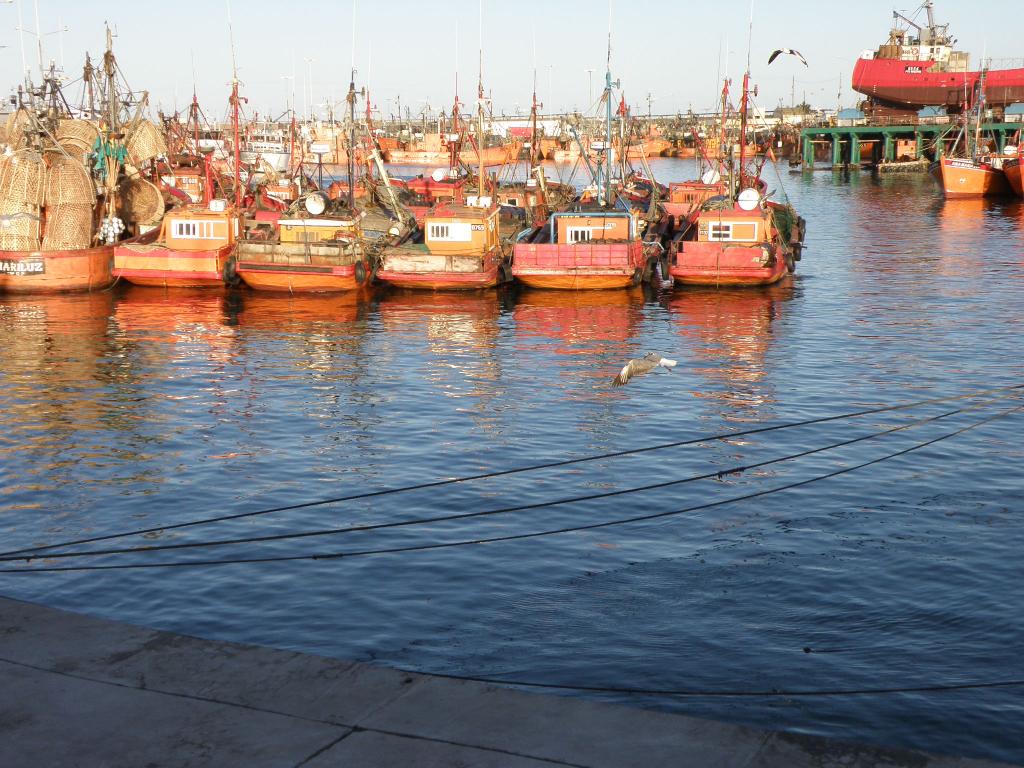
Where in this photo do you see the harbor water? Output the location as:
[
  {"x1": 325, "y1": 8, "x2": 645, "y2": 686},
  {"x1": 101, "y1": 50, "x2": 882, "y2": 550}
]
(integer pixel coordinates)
[{"x1": 1, "y1": 160, "x2": 1022, "y2": 763}]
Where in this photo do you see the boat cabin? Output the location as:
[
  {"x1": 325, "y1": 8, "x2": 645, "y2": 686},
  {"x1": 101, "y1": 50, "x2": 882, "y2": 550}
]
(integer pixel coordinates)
[
  {"x1": 162, "y1": 200, "x2": 239, "y2": 251},
  {"x1": 695, "y1": 207, "x2": 771, "y2": 245},
  {"x1": 423, "y1": 203, "x2": 499, "y2": 255},
  {"x1": 278, "y1": 212, "x2": 363, "y2": 244},
  {"x1": 550, "y1": 211, "x2": 635, "y2": 244}
]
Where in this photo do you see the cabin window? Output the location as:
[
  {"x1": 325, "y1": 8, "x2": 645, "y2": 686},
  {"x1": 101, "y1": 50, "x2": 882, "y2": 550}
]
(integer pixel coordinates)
[
  {"x1": 506, "y1": 197, "x2": 519, "y2": 206},
  {"x1": 172, "y1": 220, "x2": 220, "y2": 240},
  {"x1": 567, "y1": 227, "x2": 592, "y2": 243},
  {"x1": 708, "y1": 223, "x2": 732, "y2": 241},
  {"x1": 706, "y1": 222, "x2": 759, "y2": 242},
  {"x1": 427, "y1": 222, "x2": 473, "y2": 242}
]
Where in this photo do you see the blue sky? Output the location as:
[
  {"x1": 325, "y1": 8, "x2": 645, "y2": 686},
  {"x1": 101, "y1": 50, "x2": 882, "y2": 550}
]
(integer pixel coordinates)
[{"x1": 1, "y1": 0, "x2": 1018, "y2": 120}]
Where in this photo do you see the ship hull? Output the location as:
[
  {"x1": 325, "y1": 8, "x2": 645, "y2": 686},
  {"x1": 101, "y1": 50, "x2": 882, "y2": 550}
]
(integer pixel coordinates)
[
  {"x1": 113, "y1": 243, "x2": 236, "y2": 287},
  {"x1": 931, "y1": 158, "x2": 1011, "y2": 198},
  {"x1": 1005, "y1": 158, "x2": 1023, "y2": 197},
  {"x1": 670, "y1": 243, "x2": 789, "y2": 287},
  {"x1": 375, "y1": 265, "x2": 500, "y2": 290},
  {"x1": 512, "y1": 240, "x2": 647, "y2": 291},
  {"x1": 237, "y1": 263, "x2": 361, "y2": 293},
  {"x1": 0, "y1": 245, "x2": 114, "y2": 294},
  {"x1": 511, "y1": 270, "x2": 639, "y2": 290},
  {"x1": 235, "y1": 241, "x2": 366, "y2": 293},
  {"x1": 0, "y1": 231, "x2": 159, "y2": 294},
  {"x1": 853, "y1": 57, "x2": 1024, "y2": 110}
]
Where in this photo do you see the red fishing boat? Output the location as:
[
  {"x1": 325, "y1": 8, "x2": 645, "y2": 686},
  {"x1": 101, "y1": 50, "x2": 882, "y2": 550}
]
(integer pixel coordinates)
[
  {"x1": 852, "y1": 1, "x2": 1024, "y2": 116},
  {"x1": 669, "y1": 74, "x2": 805, "y2": 287},
  {"x1": 513, "y1": 209, "x2": 653, "y2": 290}
]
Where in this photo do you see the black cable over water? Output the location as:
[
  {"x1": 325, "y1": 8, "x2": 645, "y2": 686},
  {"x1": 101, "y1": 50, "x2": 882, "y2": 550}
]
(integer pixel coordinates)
[
  {"x1": 2, "y1": 383, "x2": 1021, "y2": 560},
  {"x1": 395, "y1": 669, "x2": 1024, "y2": 698},
  {"x1": 1, "y1": 402, "x2": 1017, "y2": 574},
  {"x1": 7, "y1": 392, "x2": 1013, "y2": 563}
]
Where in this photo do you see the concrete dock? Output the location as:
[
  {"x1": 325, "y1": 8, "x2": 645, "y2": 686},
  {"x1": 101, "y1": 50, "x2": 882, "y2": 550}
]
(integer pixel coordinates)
[{"x1": 0, "y1": 595, "x2": 1010, "y2": 767}]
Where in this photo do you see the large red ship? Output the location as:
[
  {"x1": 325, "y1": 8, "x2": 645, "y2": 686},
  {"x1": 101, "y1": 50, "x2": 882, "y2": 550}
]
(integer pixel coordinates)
[{"x1": 852, "y1": 1, "x2": 1024, "y2": 117}]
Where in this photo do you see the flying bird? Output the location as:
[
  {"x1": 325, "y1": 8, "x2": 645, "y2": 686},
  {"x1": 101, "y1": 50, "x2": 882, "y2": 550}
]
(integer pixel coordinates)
[
  {"x1": 768, "y1": 48, "x2": 808, "y2": 67},
  {"x1": 612, "y1": 353, "x2": 678, "y2": 387}
]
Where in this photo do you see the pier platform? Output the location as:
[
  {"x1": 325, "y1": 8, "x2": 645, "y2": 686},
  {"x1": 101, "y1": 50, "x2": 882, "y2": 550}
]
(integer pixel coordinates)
[
  {"x1": 799, "y1": 122, "x2": 1021, "y2": 168},
  {"x1": 0, "y1": 595, "x2": 1010, "y2": 767}
]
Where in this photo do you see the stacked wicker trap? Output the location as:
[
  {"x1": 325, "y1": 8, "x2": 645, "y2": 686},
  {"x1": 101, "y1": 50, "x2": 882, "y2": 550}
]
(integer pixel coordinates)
[
  {"x1": 0, "y1": 151, "x2": 46, "y2": 251},
  {"x1": 42, "y1": 155, "x2": 96, "y2": 250},
  {"x1": 125, "y1": 120, "x2": 167, "y2": 166},
  {"x1": 54, "y1": 119, "x2": 100, "y2": 164}
]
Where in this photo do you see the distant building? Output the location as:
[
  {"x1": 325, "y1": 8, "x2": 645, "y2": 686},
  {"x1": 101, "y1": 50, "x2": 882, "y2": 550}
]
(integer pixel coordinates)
[{"x1": 836, "y1": 108, "x2": 867, "y2": 127}]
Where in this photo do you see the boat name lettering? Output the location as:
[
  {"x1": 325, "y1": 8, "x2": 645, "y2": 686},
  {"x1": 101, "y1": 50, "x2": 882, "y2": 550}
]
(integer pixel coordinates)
[
  {"x1": 904, "y1": 66, "x2": 922, "y2": 74},
  {"x1": 0, "y1": 259, "x2": 45, "y2": 276}
]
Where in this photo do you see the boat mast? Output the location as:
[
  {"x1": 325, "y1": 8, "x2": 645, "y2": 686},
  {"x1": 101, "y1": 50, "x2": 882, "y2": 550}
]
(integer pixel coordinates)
[
  {"x1": 476, "y1": 0, "x2": 485, "y2": 201},
  {"x1": 604, "y1": 38, "x2": 614, "y2": 207},
  {"x1": 347, "y1": 68, "x2": 357, "y2": 208},
  {"x1": 226, "y1": 0, "x2": 242, "y2": 203}
]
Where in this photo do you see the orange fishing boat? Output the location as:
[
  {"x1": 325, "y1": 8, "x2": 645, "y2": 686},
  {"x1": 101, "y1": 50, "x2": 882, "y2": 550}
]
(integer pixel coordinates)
[
  {"x1": 113, "y1": 200, "x2": 240, "y2": 288},
  {"x1": 0, "y1": 39, "x2": 168, "y2": 295},
  {"x1": 669, "y1": 196, "x2": 803, "y2": 287},
  {"x1": 931, "y1": 157, "x2": 1011, "y2": 198},
  {"x1": 377, "y1": 201, "x2": 507, "y2": 290},
  {"x1": 236, "y1": 195, "x2": 375, "y2": 293},
  {"x1": 1006, "y1": 156, "x2": 1023, "y2": 197}
]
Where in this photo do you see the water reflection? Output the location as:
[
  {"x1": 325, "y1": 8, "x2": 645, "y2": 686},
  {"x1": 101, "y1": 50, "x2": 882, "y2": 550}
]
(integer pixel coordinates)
[
  {"x1": 377, "y1": 290, "x2": 504, "y2": 429},
  {"x1": 666, "y1": 283, "x2": 793, "y2": 422},
  {"x1": 511, "y1": 287, "x2": 646, "y2": 358},
  {"x1": 0, "y1": 292, "x2": 116, "y2": 513}
]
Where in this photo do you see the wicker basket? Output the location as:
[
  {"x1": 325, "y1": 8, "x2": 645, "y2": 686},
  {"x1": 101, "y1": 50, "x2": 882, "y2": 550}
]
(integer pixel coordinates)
[
  {"x1": 0, "y1": 151, "x2": 45, "y2": 207},
  {"x1": 4, "y1": 109, "x2": 32, "y2": 150},
  {"x1": 125, "y1": 120, "x2": 167, "y2": 166},
  {"x1": 56, "y1": 119, "x2": 100, "y2": 154},
  {"x1": 41, "y1": 202, "x2": 93, "y2": 250},
  {"x1": 44, "y1": 155, "x2": 95, "y2": 207},
  {"x1": 0, "y1": 201, "x2": 41, "y2": 251},
  {"x1": 119, "y1": 176, "x2": 163, "y2": 225}
]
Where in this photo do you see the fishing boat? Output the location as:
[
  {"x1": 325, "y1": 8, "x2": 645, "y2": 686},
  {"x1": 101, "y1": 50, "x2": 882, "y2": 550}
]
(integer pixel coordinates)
[
  {"x1": 236, "y1": 196, "x2": 372, "y2": 293},
  {"x1": 669, "y1": 74, "x2": 805, "y2": 287},
  {"x1": 512, "y1": 61, "x2": 662, "y2": 290},
  {"x1": 113, "y1": 58, "x2": 248, "y2": 288},
  {"x1": 931, "y1": 156, "x2": 1011, "y2": 198},
  {"x1": 236, "y1": 72, "x2": 394, "y2": 294},
  {"x1": 376, "y1": 46, "x2": 512, "y2": 292},
  {"x1": 0, "y1": 38, "x2": 164, "y2": 295},
  {"x1": 113, "y1": 197, "x2": 240, "y2": 287},
  {"x1": 852, "y1": 1, "x2": 1024, "y2": 117},
  {"x1": 930, "y1": 68, "x2": 1013, "y2": 198},
  {"x1": 1005, "y1": 153, "x2": 1023, "y2": 197},
  {"x1": 376, "y1": 200, "x2": 506, "y2": 290}
]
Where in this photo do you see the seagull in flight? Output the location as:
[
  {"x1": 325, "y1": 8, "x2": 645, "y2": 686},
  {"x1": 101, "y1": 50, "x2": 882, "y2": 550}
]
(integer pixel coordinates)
[
  {"x1": 612, "y1": 353, "x2": 678, "y2": 387},
  {"x1": 768, "y1": 48, "x2": 808, "y2": 67}
]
